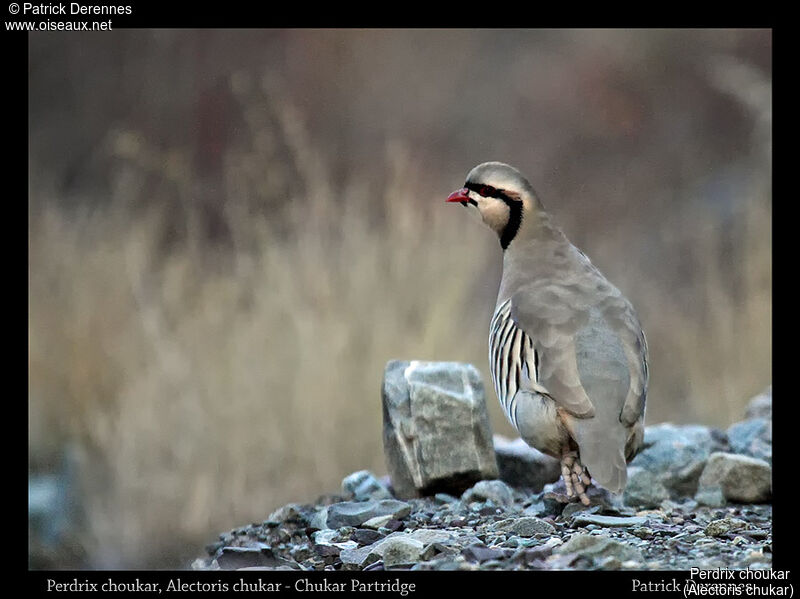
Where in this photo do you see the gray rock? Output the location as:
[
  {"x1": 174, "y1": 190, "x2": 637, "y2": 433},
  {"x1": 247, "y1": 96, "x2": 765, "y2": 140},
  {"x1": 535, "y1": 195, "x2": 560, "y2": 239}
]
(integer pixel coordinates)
[
  {"x1": 307, "y1": 507, "x2": 329, "y2": 530},
  {"x1": 462, "y1": 543, "x2": 512, "y2": 563},
  {"x1": 705, "y1": 517, "x2": 748, "y2": 538},
  {"x1": 353, "y1": 529, "x2": 384, "y2": 545},
  {"x1": 191, "y1": 557, "x2": 215, "y2": 570},
  {"x1": 362, "y1": 515, "x2": 394, "y2": 530},
  {"x1": 694, "y1": 487, "x2": 727, "y2": 508},
  {"x1": 628, "y1": 423, "x2": 728, "y2": 498},
  {"x1": 492, "y1": 516, "x2": 556, "y2": 537},
  {"x1": 696, "y1": 452, "x2": 772, "y2": 504},
  {"x1": 311, "y1": 529, "x2": 358, "y2": 554},
  {"x1": 326, "y1": 499, "x2": 412, "y2": 528},
  {"x1": 493, "y1": 435, "x2": 562, "y2": 491},
  {"x1": 744, "y1": 386, "x2": 772, "y2": 420},
  {"x1": 562, "y1": 503, "x2": 600, "y2": 520},
  {"x1": 404, "y1": 529, "x2": 457, "y2": 545},
  {"x1": 434, "y1": 493, "x2": 458, "y2": 504},
  {"x1": 341, "y1": 530, "x2": 446, "y2": 569},
  {"x1": 461, "y1": 479, "x2": 515, "y2": 506},
  {"x1": 266, "y1": 503, "x2": 304, "y2": 524},
  {"x1": 539, "y1": 491, "x2": 570, "y2": 516},
  {"x1": 382, "y1": 360, "x2": 499, "y2": 498},
  {"x1": 727, "y1": 419, "x2": 771, "y2": 464},
  {"x1": 339, "y1": 545, "x2": 380, "y2": 569},
  {"x1": 216, "y1": 546, "x2": 298, "y2": 570},
  {"x1": 554, "y1": 533, "x2": 644, "y2": 564},
  {"x1": 420, "y1": 541, "x2": 459, "y2": 561},
  {"x1": 571, "y1": 514, "x2": 648, "y2": 528},
  {"x1": 623, "y1": 467, "x2": 671, "y2": 508},
  {"x1": 342, "y1": 470, "x2": 392, "y2": 501},
  {"x1": 381, "y1": 537, "x2": 425, "y2": 567},
  {"x1": 522, "y1": 501, "x2": 546, "y2": 517}
]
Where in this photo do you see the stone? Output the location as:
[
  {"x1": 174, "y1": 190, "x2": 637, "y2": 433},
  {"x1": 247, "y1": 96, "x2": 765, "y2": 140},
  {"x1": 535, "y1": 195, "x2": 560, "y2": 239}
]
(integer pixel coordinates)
[
  {"x1": 266, "y1": 503, "x2": 304, "y2": 524},
  {"x1": 311, "y1": 529, "x2": 358, "y2": 554},
  {"x1": 405, "y1": 529, "x2": 457, "y2": 545},
  {"x1": 627, "y1": 423, "x2": 728, "y2": 499},
  {"x1": 342, "y1": 470, "x2": 392, "y2": 501},
  {"x1": 744, "y1": 386, "x2": 772, "y2": 420},
  {"x1": 727, "y1": 419, "x2": 771, "y2": 464},
  {"x1": 705, "y1": 517, "x2": 748, "y2": 538},
  {"x1": 461, "y1": 480, "x2": 514, "y2": 506},
  {"x1": 382, "y1": 519, "x2": 404, "y2": 532},
  {"x1": 434, "y1": 493, "x2": 458, "y2": 504},
  {"x1": 461, "y1": 543, "x2": 511, "y2": 563},
  {"x1": 420, "y1": 542, "x2": 458, "y2": 561},
  {"x1": 570, "y1": 514, "x2": 648, "y2": 528},
  {"x1": 492, "y1": 516, "x2": 555, "y2": 537},
  {"x1": 362, "y1": 515, "x2": 394, "y2": 530},
  {"x1": 540, "y1": 491, "x2": 570, "y2": 516},
  {"x1": 696, "y1": 452, "x2": 772, "y2": 504},
  {"x1": 326, "y1": 499, "x2": 411, "y2": 529},
  {"x1": 307, "y1": 507, "x2": 329, "y2": 530},
  {"x1": 205, "y1": 541, "x2": 224, "y2": 556},
  {"x1": 382, "y1": 360, "x2": 499, "y2": 498},
  {"x1": 562, "y1": 503, "x2": 599, "y2": 520},
  {"x1": 493, "y1": 435, "x2": 562, "y2": 491},
  {"x1": 339, "y1": 545, "x2": 380, "y2": 569},
  {"x1": 216, "y1": 546, "x2": 298, "y2": 570},
  {"x1": 191, "y1": 558, "x2": 214, "y2": 570},
  {"x1": 381, "y1": 537, "x2": 424, "y2": 567},
  {"x1": 522, "y1": 501, "x2": 546, "y2": 517},
  {"x1": 695, "y1": 487, "x2": 727, "y2": 507},
  {"x1": 623, "y1": 467, "x2": 671, "y2": 508},
  {"x1": 353, "y1": 529, "x2": 384, "y2": 545},
  {"x1": 554, "y1": 533, "x2": 644, "y2": 564},
  {"x1": 340, "y1": 530, "x2": 440, "y2": 569}
]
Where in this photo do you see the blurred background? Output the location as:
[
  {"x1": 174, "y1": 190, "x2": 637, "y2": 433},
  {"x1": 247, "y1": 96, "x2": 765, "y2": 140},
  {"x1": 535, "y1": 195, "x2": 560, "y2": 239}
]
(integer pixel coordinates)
[{"x1": 28, "y1": 29, "x2": 771, "y2": 569}]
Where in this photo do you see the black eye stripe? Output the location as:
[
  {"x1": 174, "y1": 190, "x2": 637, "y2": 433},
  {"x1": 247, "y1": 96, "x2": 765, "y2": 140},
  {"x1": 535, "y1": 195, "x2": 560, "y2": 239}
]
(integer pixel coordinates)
[
  {"x1": 465, "y1": 182, "x2": 497, "y2": 196},
  {"x1": 464, "y1": 182, "x2": 518, "y2": 204}
]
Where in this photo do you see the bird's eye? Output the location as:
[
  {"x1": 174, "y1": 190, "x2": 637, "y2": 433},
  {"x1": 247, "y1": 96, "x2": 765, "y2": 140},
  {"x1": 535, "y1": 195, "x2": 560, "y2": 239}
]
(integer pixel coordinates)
[{"x1": 479, "y1": 185, "x2": 495, "y2": 197}]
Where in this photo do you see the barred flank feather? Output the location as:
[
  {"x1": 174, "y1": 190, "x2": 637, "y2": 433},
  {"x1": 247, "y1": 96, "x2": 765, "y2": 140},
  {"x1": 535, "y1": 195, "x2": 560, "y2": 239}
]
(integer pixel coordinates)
[{"x1": 489, "y1": 298, "x2": 538, "y2": 429}]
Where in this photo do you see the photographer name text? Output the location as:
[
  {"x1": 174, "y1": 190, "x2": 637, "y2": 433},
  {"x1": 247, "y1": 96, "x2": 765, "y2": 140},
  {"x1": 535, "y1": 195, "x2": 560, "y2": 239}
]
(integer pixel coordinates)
[{"x1": 16, "y1": 3, "x2": 131, "y2": 15}]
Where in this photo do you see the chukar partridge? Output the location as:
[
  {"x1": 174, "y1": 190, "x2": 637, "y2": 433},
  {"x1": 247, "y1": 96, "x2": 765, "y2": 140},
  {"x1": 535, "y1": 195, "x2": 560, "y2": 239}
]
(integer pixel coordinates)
[{"x1": 447, "y1": 162, "x2": 648, "y2": 504}]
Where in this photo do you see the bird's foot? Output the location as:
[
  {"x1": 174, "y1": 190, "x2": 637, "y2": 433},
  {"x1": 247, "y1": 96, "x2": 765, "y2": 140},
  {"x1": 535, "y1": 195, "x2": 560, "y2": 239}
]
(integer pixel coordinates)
[{"x1": 560, "y1": 445, "x2": 592, "y2": 506}]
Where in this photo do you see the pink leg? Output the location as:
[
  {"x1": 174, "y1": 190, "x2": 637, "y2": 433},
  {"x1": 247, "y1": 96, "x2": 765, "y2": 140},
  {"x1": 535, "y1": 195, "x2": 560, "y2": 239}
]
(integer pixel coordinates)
[{"x1": 560, "y1": 444, "x2": 592, "y2": 506}]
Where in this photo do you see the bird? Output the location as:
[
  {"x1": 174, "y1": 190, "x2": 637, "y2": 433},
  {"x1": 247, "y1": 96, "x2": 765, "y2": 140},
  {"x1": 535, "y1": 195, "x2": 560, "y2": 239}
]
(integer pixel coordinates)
[{"x1": 446, "y1": 162, "x2": 648, "y2": 505}]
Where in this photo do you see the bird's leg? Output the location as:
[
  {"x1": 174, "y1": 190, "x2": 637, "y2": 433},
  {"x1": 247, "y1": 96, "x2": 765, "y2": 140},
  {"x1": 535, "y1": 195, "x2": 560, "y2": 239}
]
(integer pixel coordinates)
[{"x1": 560, "y1": 444, "x2": 592, "y2": 506}]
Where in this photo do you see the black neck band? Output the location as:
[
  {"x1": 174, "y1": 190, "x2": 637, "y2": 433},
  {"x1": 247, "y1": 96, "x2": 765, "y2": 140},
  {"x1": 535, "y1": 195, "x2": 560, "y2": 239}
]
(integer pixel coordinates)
[{"x1": 500, "y1": 199, "x2": 523, "y2": 250}]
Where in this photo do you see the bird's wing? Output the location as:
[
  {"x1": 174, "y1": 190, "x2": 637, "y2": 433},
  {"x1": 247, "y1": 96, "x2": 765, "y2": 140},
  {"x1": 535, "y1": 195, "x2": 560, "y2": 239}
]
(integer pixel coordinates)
[
  {"x1": 598, "y1": 292, "x2": 649, "y2": 426},
  {"x1": 508, "y1": 280, "x2": 597, "y2": 419},
  {"x1": 507, "y1": 270, "x2": 648, "y2": 423}
]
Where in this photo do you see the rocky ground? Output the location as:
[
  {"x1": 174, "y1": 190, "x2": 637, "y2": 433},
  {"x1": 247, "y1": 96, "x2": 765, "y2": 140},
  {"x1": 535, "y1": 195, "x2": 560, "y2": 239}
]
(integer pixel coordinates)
[
  {"x1": 193, "y1": 482, "x2": 771, "y2": 571},
  {"x1": 192, "y1": 386, "x2": 772, "y2": 572}
]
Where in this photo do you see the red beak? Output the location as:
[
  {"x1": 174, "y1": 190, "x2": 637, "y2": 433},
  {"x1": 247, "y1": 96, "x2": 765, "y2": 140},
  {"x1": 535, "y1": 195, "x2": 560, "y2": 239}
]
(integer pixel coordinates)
[{"x1": 446, "y1": 188, "x2": 470, "y2": 203}]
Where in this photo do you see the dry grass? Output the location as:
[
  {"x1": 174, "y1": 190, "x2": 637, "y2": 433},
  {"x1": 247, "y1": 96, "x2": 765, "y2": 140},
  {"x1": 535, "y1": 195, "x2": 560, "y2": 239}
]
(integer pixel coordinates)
[
  {"x1": 29, "y1": 101, "x2": 505, "y2": 567},
  {"x1": 29, "y1": 53, "x2": 771, "y2": 568}
]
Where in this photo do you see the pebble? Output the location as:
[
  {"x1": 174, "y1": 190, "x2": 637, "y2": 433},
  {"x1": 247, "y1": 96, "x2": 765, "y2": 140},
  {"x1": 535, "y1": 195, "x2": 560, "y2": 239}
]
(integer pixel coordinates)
[
  {"x1": 341, "y1": 470, "x2": 392, "y2": 501},
  {"x1": 381, "y1": 537, "x2": 424, "y2": 568},
  {"x1": 326, "y1": 499, "x2": 412, "y2": 528},
  {"x1": 571, "y1": 514, "x2": 648, "y2": 529},
  {"x1": 492, "y1": 516, "x2": 556, "y2": 537},
  {"x1": 461, "y1": 480, "x2": 515, "y2": 507},
  {"x1": 195, "y1": 403, "x2": 774, "y2": 572}
]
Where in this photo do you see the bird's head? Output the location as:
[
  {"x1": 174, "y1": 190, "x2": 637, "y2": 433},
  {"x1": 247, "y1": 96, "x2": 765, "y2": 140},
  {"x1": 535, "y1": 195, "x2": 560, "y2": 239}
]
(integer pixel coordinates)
[{"x1": 446, "y1": 162, "x2": 539, "y2": 250}]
